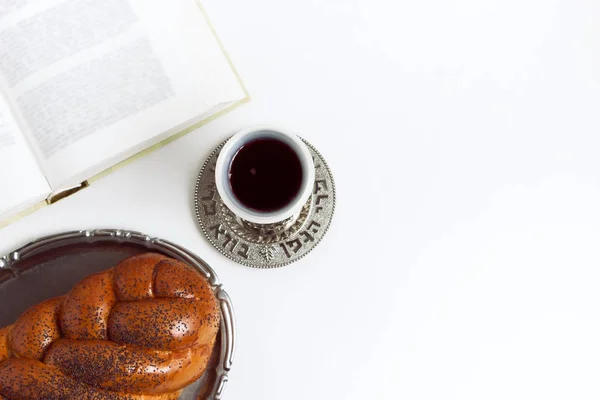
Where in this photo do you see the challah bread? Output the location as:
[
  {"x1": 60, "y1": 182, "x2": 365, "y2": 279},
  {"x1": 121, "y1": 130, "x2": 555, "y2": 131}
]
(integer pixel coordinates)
[{"x1": 0, "y1": 253, "x2": 220, "y2": 400}]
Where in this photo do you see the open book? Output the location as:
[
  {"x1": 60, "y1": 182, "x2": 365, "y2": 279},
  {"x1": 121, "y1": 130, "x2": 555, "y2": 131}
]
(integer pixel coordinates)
[{"x1": 0, "y1": 0, "x2": 248, "y2": 225}]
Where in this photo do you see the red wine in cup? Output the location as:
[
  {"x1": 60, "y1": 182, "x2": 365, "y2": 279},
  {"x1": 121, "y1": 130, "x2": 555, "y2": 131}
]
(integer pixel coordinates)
[{"x1": 228, "y1": 138, "x2": 303, "y2": 213}]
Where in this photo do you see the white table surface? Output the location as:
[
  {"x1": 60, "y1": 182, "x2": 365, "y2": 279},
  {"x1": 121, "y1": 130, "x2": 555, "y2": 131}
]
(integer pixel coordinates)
[{"x1": 2, "y1": 1, "x2": 600, "y2": 399}]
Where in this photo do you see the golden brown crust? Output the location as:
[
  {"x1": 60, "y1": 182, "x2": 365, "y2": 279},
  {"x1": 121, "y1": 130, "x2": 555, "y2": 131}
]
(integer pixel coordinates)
[
  {"x1": 0, "y1": 358, "x2": 126, "y2": 399},
  {"x1": 108, "y1": 298, "x2": 204, "y2": 351},
  {"x1": 61, "y1": 271, "x2": 117, "y2": 340},
  {"x1": 114, "y1": 253, "x2": 167, "y2": 301},
  {"x1": 154, "y1": 258, "x2": 211, "y2": 299},
  {"x1": 0, "y1": 326, "x2": 10, "y2": 361},
  {"x1": 0, "y1": 253, "x2": 220, "y2": 400},
  {"x1": 9, "y1": 297, "x2": 62, "y2": 360},
  {"x1": 0, "y1": 358, "x2": 182, "y2": 400},
  {"x1": 153, "y1": 259, "x2": 221, "y2": 347},
  {"x1": 45, "y1": 338, "x2": 214, "y2": 394}
]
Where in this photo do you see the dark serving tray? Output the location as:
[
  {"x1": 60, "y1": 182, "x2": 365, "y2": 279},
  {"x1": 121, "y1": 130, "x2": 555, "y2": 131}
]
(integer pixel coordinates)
[{"x1": 0, "y1": 229, "x2": 235, "y2": 400}]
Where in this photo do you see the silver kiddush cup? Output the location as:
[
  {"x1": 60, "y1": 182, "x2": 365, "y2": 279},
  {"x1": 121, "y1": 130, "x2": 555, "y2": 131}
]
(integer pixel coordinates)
[{"x1": 214, "y1": 126, "x2": 315, "y2": 238}]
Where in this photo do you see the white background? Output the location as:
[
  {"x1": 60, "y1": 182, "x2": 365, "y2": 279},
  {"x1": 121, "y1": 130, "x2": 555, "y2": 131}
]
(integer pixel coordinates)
[{"x1": 2, "y1": 0, "x2": 600, "y2": 399}]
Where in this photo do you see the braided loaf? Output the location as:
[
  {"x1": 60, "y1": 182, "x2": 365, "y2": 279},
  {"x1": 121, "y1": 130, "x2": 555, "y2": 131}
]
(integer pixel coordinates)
[{"x1": 0, "y1": 253, "x2": 220, "y2": 400}]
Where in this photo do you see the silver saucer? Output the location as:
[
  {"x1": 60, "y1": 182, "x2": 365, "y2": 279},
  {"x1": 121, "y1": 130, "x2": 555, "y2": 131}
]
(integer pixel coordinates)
[{"x1": 195, "y1": 138, "x2": 336, "y2": 268}]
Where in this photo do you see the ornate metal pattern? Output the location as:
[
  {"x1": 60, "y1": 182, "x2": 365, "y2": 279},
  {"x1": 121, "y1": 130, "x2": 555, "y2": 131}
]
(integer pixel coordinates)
[{"x1": 221, "y1": 196, "x2": 312, "y2": 245}]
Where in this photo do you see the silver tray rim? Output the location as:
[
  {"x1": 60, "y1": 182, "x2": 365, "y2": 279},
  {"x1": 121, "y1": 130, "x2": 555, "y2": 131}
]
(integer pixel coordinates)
[{"x1": 0, "y1": 228, "x2": 235, "y2": 400}]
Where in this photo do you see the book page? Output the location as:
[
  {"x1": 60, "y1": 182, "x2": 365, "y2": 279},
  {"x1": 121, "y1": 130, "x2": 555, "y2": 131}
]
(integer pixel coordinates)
[
  {"x1": 0, "y1": 95, "x2": 49, "y2": 218},
  {"x1": 0, "y1": 0, "x2": 245, "y2": 189}
]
